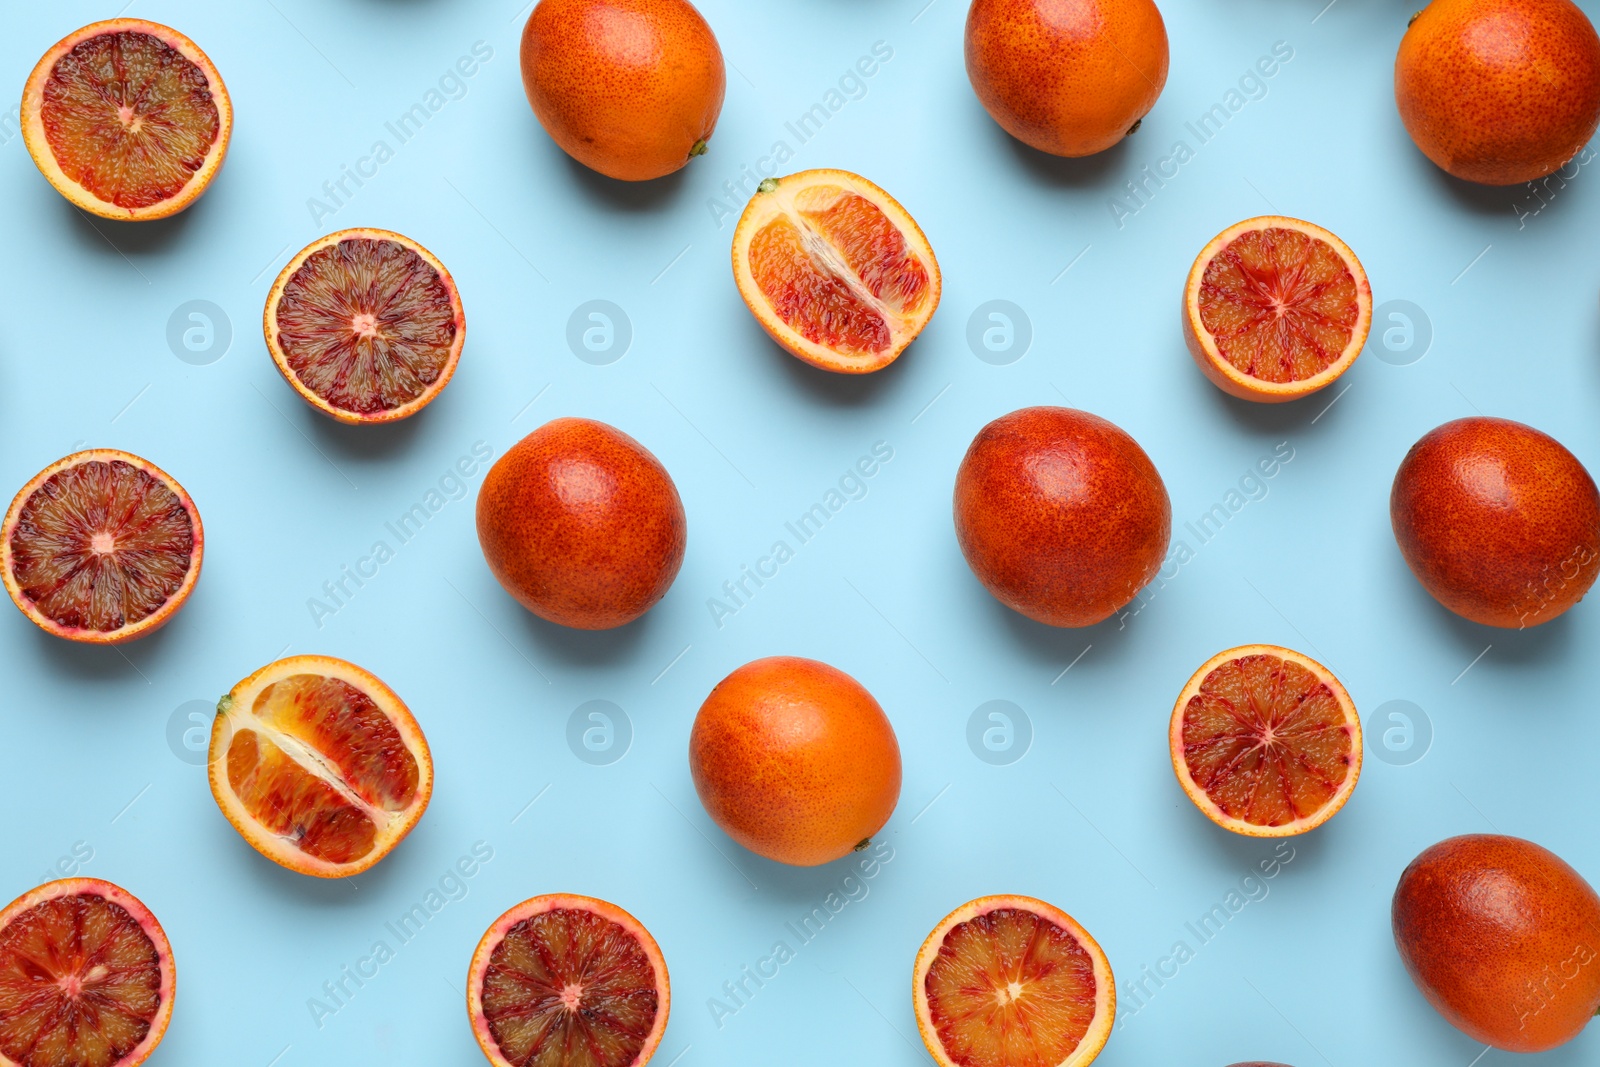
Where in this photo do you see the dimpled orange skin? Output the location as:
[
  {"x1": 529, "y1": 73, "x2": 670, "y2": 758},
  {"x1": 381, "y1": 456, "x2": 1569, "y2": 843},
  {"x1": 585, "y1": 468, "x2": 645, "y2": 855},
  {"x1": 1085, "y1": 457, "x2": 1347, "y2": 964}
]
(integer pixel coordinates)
[
  {"x1": 1393, "y1": 835, "x2": 1600, "y2": 1052},
  {"x1": 954, "y1": 407, "x2": 1171, "y2": 627},
  {"x1": 1391, "y1": 417, "x2": 1600, "y2": 629},
  {"x1": 1396, "y1": 0, "x2": 1600, "y2": 185},
  {"x1": 476, "y1": 418, "x2": 687, "y2": 630},
  {"x1": 689, "y1": 657, "x2": 902, "y2": 867},
  {"x1": 520, "y1": 0, "x2": 726, "y2": 181},
  {"x1": 965, "y1": 0, "x2": 1169, "y2": 157}
]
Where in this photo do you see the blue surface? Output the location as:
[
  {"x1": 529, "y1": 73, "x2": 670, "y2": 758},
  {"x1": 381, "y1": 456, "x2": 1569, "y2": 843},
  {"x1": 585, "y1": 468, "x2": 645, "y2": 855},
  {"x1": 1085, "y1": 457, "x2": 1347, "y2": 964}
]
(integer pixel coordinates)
[{"x1": 3, "y1": 0, "x2": 1599, "y2": 1064}]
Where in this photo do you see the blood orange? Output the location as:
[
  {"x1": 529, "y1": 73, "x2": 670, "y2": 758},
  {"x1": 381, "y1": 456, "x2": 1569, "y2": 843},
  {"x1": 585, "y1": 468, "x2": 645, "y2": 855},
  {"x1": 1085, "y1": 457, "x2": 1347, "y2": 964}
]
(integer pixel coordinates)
[
  {"x1": 2, "y1": 450, "x2": 203, "y2": 644},
  {"x1": 265, "y1": 229, "x2": 466, "y2": 424},
  {"x1": 209, "y1": 656, "x2": 433, "y2": 878},
  {"x1": 0, "y1": 878, "x2": 175, "y2": 1067},
  {"x1": 732, "y1": 169, "x2": 940, "y2": 374},
  {"x1": 914, "y1": 895, "x2": 1115, "y2": 1067},
  {"x1": 1183, "y1": 217, "x2": 1371, "y2": 403},
  {"x1": 22, "y1": 19, "x2": 231, "y2": 221},
  {"x1": 1170, "y1": 645, "x2": 1362, "y2": 837},
  {"x1": 468, "y1": 894, "x2": 670, "y2": 1067}
]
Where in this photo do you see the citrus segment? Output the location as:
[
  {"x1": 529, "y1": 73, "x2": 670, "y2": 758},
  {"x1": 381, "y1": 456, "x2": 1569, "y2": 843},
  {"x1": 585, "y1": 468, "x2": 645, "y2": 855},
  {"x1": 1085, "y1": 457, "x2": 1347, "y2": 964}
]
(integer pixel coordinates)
[
  {"x1": 1170, "y1": 645, "x2": 1362, "y2": 837},
  {"x1": 22, "y1": 20, "x2": 231, "y2": 220},
  {"x1": 266, "y1": 229, "x2": 466, "y2": 424},
  {"x1": 0, "y1": 878, "x2": 175, "y2": 1067},
  {"x1": 733, "y1": 170, "x2": 940, "y2": 374},
  {"x1": 2, "y1": 450, "x2": 202, "y2": 644},
  {"x1": 210, "y1": 656, "x2": 433, "y2": 878},
  {"x1": 468, "y1": 894, "x2": 669, "y2": 1067},
  {"x1": 1183, "y1": 217, "x2": 1371, "y2": 403},
  {"x1": 914, "y1": 896, "x2": 1114, "y2": 1067}
]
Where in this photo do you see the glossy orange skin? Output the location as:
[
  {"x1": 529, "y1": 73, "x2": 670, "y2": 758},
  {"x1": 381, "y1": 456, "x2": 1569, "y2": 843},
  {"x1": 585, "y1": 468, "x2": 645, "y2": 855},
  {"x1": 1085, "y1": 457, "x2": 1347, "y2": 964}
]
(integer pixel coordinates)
[
  {"x1": 520, "y1": 0, "x2": 725, "y2": 181},
  {"x1": 965, "y1": 0, "x2": 1169, "y2": 157},
  {"x1": 954, "y1": 407, "x2": 1171, "y2": 627},
  {"x1": 689, "y1": 657, "x2": 902, "y2": 867},
  {"x1": 1396, "y1": 0, "x2": 1600, "y2": 185},
  {"x1": 476, "y1": 418, "x2": 687, "y2": 630},
  {"x1": 1393, "y1": 835, "x2": 1600, "y2": 1052},
  {"x1": 1391, "y1": 417, "x2": 1599, "y2": 628}
]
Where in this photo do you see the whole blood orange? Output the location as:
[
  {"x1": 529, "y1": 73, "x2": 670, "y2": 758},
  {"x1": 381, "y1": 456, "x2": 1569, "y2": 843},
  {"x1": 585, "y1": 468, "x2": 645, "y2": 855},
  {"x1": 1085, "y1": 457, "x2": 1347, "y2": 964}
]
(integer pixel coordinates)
[
  {"x1": 1393, "y1": 834, "x2": 1600, "y2": 1052},
  {"x1": 468, "y1": 894, "x2": 669, "y2": 1067},
  {"x1": 2, "y1": 450, "x2": 203, "y2": 644},
  {"x1": 1396, "y1": 0, "x2": 1600, "y2": 185},
  {"x1": 22, "y1": 19, "x2": 231, "y2": 220},
  {"x1": 210, "y1": 656, "x2": 434, "y2": 878},
  {"x1": 477, "y1": 418, "x2": 686, "y2": 630},
  {"x1": 914, "y1": 895, "x2": 1115, "y2": 1067},
  {"x1": 1170, "y1": 645, "x2": 1362, "y2": 837},
  {"x1": 1183, "y1": 217, "x2": 1371, "y2": 403},
  {"x1": 520, "y1": 0, "x2": 725, "y2": 181},
  {"x1": 954, "y1": 407, "x2": 1170, "y2": 627},
  {"x1": 965, "y1": 0, "x2": 1169, "y2": 157},
  {"x1": 732, "y1": 169, "x2": 941, "y2": 374},
  {"x1": 265, "y1": 229, "x2": 466, "y2": 424},
  {"x1": 1391, "y1": 417, "x2": 1600, "y2": 628},
  {"x1": 0, "y1": 878, "x2": 175, "y2": 1067},
  {"x1": 689, "y1": 657, "x2": 901, "y2": 867}
]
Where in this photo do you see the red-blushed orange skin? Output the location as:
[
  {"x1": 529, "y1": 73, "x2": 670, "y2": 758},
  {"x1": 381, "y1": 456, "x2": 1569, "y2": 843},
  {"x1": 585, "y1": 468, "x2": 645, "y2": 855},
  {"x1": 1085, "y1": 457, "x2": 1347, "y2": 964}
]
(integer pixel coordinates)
[
  {"x1": 520, "y1": 0, "x2": 725, "y2": 181},
  {"x1": 1393, "y1": 835, "x2": 1600, "y2": 1052},
  {"x1": 965, "y1": 0, "x2": 1169, "y2": 157},
  {"x1": 476, "y1": 418, "x2": 687, "y2": 631},
  {"x1": 689, "y1": 657, "x2": 902, "y2": 867},
  {"x1": 954, "y1": 407, "x2": 1171, "y2": 627},
  {"x1": 1396, "y1": 0, "x2": 1600, "y2": 185},
  {"x1": 1390, "y1": 417, "x2": 1600, "y2": 629}
]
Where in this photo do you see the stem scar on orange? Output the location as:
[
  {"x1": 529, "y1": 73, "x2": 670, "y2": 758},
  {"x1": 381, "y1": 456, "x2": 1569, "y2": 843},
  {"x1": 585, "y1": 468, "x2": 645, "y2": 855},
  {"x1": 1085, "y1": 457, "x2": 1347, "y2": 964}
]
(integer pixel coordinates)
[
  {"x1": 914, "y1": 895, "x2": 1116, "y2": 1067},
  {"x1": 2, "y1": 449, "x2": 203, "y2": 644},
  {"x1": 732, "y1": 169, "x2": 941, "y2": 374},
  {"x1": 1183, "y1": 217, "x2": 1372, "y2": 403},
  {"x1": 209, "y1": 656, "x2": 434, "y2": 878},
  {"x1": 22, "y1": 19, "x2": 231, "y2": 220},
  {"x1": 265, "y1": 229, "x2": 466, "y2": 424},
  {"x1": 1170, "y1": 645, "x2": 1362, "y2": 837}
]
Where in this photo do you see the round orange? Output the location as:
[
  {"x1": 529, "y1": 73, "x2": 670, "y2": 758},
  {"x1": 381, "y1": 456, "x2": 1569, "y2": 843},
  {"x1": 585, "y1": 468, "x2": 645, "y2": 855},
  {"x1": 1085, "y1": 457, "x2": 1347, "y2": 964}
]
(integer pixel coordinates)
[
  {"x1": 914, "y1": 895, "x2": 1115, "y2": 1067},
  {"x1": 22, "y1": 19, "x2": 231, "y2": 220},
  {"x1": 265, "y1": 228, "x2": 466, "y2": 424},
  {"x1": 732, "y1": 169, "x2": 941, "y2": 374},
  {"x1": 209, "y1": 655, "x2": 434, "y2": 878},
  {"x1": 1170, "y1": 645, "x2": 1362, "y2": 837},
  {"x1": 2, "y1": 449, "x2": 203, "y2": 644},
  {"x1": 1183, "y1": 216, "x2": 1372, "y2": 403}
]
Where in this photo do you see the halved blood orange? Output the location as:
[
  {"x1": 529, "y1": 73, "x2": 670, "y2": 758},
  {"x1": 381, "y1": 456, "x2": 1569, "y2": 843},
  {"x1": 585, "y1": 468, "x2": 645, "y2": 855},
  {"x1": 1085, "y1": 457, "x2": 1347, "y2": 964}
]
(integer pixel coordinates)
[
  {"x1": 1, "y1": 450, "x2": 203, "y2": 644},
  {"x1": 265, "y1": 229, "x2": 466, "y2": 424},
  {"x1": 732, "y1": 169, "x2": 941, "y2": 374},
  {"x1": 468, "y1": 894, "x2": 670, "y2": 1067},
  {"x1": 1182, "y1": 216, "x2": 1372, "y2": 403},
  {"x1": 1170, "y1": 644, "x2": 1362, "y2": 837},
  {"x1": 0, "y1": 878, "x2": 175, "y2": 1067},
  {"x1": 914, "y1": 895, "x2": 1115, "y2": 1067},
  {"x1": 22, "y1": 19, "x2": 231, "y2": 221},
  {"x1": 209, "y1": 656, "x2": 433, "y2": 878}
]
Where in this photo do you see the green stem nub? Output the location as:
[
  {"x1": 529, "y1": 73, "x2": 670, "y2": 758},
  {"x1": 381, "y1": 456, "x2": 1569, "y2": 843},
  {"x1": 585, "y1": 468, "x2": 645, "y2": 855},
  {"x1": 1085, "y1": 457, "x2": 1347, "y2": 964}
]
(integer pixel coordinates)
[
  {"x1": 689, "y1": 138, "x2": 709, "y2": 158},
  {"x1": 1126, "y1": 118, "x2": 1143, "y2": 137},
  {"x1": 853, "y1": 838, "x2": 871, "y2": 852},
  {"x1": 758, "y1": 177, "x2": 779, "y2": 194}
]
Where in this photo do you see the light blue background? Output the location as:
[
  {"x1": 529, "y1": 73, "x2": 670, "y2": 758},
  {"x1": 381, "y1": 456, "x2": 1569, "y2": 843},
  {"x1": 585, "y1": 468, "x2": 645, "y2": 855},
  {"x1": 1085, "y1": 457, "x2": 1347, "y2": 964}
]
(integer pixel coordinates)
[{"x1": 2, "y1": 0, "x2": 1598, "y2": 1064}]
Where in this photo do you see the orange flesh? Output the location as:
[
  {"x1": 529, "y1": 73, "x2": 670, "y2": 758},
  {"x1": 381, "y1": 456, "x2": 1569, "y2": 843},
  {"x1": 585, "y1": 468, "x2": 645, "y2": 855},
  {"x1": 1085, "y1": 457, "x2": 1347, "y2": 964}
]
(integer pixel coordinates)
[
  {"x1": 224, "y1": 675, "x2": 420, "y2": 866},
  {"x1": 1180, "y1": 654, "x2": 1354, "y2": 827},
  {"x1": 274, "y1": 239, "x2": 459, "y2": 416},
  {"x1": 41, "y1": 30, "x2": 221, "y2": 209},
  {"x1": 7, "y1": 460, "x2": 195, "y2": 634},
  {"x1": 1197, "y1": 227, "x2": 1359, "y2": 383},
  {"x1": 481, "y1": 908, "x2": 661, "y2": 1067},
  {"x1": 923, "y1": 908, "x2": 1099, "y2": 1067},
  {"x1": 0, "y1": 893, "x2": 163, "y2": 1067},
  {"x1": 748, "y1": 189, "x2": 930, "y2": 355}
]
